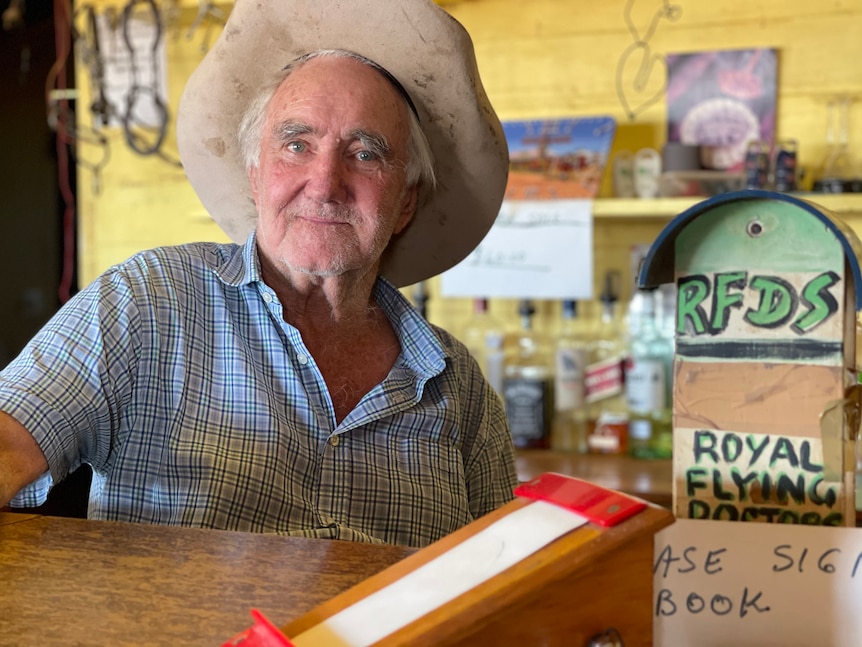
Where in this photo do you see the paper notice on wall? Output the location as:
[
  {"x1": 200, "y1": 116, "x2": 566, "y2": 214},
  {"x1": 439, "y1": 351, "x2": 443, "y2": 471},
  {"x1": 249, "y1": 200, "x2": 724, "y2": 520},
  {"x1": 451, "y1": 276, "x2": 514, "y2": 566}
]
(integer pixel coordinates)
[
  {"x1": 439, "y1": 199, "x2": 593, "y2": 299},
  {"x1": 654, "y1": 519, "x2": 862, "y2": 646}
]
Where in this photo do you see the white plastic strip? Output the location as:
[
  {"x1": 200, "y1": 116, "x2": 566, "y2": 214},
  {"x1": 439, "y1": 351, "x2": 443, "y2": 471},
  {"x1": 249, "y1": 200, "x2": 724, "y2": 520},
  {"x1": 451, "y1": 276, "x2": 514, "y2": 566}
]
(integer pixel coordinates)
[{"x1": 291, "y1": 500, "x2": 588, "y2": 647}]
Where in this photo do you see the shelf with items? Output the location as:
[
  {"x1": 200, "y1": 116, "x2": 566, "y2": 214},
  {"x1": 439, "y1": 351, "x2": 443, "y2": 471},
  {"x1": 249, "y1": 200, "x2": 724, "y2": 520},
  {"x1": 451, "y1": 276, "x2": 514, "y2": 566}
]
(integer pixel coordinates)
[{"x1": 592, "y1": 193, "x2": 862, "y2": 220}]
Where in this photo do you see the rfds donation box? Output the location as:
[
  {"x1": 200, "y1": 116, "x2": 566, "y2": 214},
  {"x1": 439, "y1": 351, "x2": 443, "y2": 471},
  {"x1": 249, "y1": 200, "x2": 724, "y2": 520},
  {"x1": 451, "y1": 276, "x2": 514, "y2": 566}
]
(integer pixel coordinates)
[
  {"x1": 639, "y1": 189, "x2": 862, "y2": 527},
  {"x1": 641, "y1": 189, "x2": 862, "y2": 647}
]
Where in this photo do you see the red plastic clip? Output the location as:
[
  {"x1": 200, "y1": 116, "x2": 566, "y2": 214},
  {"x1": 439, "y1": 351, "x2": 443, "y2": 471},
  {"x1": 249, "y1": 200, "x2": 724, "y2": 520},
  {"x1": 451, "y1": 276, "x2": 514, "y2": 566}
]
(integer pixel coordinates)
[
  {"x1": 513, "y1": 472, "x2": 646, "y2": 527},
  {"x1": 221, "y1": 609, "x2": 295, "y2": 647}
]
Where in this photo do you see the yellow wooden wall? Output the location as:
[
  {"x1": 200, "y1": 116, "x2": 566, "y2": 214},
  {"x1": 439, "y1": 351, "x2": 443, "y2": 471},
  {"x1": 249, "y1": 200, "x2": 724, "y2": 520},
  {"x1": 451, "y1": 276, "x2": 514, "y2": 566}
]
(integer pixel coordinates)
[{"x1": 74, "y1": 0, "x2": 862, "y2": 340}]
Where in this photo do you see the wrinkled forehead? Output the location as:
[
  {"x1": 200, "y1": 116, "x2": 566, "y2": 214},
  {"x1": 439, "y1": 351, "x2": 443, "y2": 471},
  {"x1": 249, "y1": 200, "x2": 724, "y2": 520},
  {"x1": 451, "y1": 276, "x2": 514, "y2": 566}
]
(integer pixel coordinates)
[
  {"x1": 265, "y1": 55, "x2": 414, "y2": 155},
  {"x1": 283, "y1": 49, "x2": 419, "y2": 121}
]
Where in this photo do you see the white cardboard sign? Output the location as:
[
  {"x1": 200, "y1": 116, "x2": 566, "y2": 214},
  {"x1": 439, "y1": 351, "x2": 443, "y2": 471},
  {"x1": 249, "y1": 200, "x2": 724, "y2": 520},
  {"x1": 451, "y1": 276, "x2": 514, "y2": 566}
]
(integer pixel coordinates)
[
  {"x1": 654, "y1": 518, "x2": 862, "y2": 646},
  {"x1": 439, "y1": 199, "x2": 593, "y2": 299}
]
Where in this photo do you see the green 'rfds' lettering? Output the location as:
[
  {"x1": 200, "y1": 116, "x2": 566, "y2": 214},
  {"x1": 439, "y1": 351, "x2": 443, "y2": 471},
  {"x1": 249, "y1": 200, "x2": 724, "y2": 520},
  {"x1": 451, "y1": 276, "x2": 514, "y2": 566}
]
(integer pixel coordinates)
[
  {"x1": 676, "y1": 270, "x2": 840, "y2": 336},
  {"x1": 677, "y1": 275, "x2": 710, "y2": 335},
  {"x1": 744, "y1": 276, "x2": 797, "y2": 328},
  {"x1": 792, "y1": 271, "x2": 840, "y2": 334},
  {"x1": 711, "y1": 271, "x2": 747, "y2": 333}
]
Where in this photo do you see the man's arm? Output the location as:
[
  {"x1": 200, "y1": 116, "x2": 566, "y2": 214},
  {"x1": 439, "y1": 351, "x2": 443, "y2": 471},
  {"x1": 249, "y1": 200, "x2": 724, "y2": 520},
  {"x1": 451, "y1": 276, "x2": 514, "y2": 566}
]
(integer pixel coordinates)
[{"x1": 0, "y1": 411, "x2": 48, "y2": 508}]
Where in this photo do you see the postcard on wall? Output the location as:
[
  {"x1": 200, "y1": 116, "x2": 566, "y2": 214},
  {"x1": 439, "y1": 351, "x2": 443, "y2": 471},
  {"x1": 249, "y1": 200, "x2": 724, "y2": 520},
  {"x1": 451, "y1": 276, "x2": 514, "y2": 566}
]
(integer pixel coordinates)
[
  {"x1": 503, "y1": 117, "x2": 616, "y2": 199},
  {"x1": 665, "y1": 48, "x2": 777, "y2": 171}
]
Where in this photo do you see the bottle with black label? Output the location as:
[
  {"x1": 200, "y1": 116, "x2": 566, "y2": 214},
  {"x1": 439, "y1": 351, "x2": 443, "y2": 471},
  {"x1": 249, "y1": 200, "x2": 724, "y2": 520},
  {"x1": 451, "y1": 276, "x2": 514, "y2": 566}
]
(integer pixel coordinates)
[{"x1": 503, "y1": 299, "x2": 554, "y2": 449}]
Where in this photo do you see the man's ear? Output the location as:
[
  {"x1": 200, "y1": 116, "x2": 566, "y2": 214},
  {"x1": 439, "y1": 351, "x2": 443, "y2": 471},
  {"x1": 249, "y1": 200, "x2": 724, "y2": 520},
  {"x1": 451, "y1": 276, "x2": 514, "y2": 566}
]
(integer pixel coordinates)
[{"x1": 394, "y1": 184, "x2": 419, "y2": 235}]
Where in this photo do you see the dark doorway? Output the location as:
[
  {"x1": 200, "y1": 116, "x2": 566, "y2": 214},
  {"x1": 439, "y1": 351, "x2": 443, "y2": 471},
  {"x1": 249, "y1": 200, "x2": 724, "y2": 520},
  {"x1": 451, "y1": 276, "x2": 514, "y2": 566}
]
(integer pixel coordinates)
[{"x1": 1, "y1": 0, "x2": 89, "y2": 518}]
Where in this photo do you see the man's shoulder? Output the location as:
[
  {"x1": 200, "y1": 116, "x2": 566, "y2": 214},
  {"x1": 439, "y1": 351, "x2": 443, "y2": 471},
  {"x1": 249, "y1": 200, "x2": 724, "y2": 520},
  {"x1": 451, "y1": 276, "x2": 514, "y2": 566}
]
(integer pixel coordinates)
[
  {"x1": 132, "y1": 240, "x2": 240, "y2": 265},
  {"x1": 108, "y1": 241, "x2": 244, "y2": 280}
]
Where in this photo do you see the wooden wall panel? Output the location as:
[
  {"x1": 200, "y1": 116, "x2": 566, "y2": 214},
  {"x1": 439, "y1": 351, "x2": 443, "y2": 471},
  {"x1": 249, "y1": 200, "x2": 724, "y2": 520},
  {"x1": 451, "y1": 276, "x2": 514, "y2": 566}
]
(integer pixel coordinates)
[{"x1": 73, "y1": 0, "x2": 862, "y2": 338}]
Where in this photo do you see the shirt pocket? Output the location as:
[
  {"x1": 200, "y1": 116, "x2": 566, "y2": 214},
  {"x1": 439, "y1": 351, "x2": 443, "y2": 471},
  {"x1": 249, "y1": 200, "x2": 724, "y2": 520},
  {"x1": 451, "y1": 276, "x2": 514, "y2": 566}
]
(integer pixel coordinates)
[
  {"x1": 394, "y1": 436, "x2": 462, "y2": 478},
  {"x1": 392, "y1": 437, "x2": 470, "y2": 533}
]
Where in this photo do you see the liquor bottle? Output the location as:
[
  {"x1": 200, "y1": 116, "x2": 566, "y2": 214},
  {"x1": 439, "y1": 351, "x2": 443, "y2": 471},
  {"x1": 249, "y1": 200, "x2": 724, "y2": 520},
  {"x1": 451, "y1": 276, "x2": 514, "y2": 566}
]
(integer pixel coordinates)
[
  {"x1": 626, "y1": 289, "x2": 673, "y2": 459},
  {"x1": 585, "y1": 272, "x2": 629, "y2": 454},
  {"x1": 462, "y1": 298, "x2": 506, "y2": 395},
  {"x1": 502, "y1": 299, "x2": 554, "y2": 449},
  {"x1": 552, "y1": 299, "x2": 590, "y2": 452}
]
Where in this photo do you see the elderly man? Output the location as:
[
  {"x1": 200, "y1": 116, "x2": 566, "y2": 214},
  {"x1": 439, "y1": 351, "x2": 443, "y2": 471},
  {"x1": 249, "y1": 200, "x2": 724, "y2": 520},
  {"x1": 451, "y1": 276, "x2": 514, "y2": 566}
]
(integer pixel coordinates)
[{"x1": 0, "y1": 0, "x2": 515, "y2": 548}]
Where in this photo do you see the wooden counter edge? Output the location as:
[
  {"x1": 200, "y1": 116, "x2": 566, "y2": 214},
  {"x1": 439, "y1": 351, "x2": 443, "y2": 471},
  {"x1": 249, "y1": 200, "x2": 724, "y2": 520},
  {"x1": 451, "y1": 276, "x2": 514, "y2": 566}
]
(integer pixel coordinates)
[{"x1": 0, "y1": 511, "x2": 41, "y2": 526}]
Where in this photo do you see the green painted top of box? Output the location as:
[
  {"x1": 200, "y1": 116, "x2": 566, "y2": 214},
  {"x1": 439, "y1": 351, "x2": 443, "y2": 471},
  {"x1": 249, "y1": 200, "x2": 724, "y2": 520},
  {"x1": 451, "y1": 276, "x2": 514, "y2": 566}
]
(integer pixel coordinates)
[
  {"x1": 675, "y1": 199, "x2": 842, "y2": 274},
  {"x1": 671, "y1": 198, "x2": 848, "y2": 364},
  {"x1": 637, "y1": 192, "x2": 862, "y2": 311}
]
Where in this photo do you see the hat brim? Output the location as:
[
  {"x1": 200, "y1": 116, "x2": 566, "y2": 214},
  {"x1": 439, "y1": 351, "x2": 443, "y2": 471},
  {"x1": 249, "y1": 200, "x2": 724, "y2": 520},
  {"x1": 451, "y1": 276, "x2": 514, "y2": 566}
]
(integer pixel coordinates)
[{"x1": 177, "y1": 0, "x2": 509, "y2": 287}]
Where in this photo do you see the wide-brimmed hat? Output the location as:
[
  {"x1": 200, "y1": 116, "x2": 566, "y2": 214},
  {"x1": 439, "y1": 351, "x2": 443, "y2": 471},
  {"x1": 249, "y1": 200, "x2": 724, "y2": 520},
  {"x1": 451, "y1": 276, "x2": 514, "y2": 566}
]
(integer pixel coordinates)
[{"x1": 176, "y1": 0, "x2": 509, "y2": 287}]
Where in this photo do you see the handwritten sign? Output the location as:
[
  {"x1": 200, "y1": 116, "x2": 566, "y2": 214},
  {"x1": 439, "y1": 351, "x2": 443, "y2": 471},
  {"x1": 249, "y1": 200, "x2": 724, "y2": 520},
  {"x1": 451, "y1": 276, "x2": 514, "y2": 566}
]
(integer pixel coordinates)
[
  {"x1": 654, "y1": 519, "x2": 862, "y2": 646},
  {"x1": 439, "y1": 199, "x2": 592, "y2": 299},
  {"x1": 677, "y1": 270, "x2": 843, "y2": 349},
  {"x1": 675, "y1": 428, "x2": 845, "y2": 526}
]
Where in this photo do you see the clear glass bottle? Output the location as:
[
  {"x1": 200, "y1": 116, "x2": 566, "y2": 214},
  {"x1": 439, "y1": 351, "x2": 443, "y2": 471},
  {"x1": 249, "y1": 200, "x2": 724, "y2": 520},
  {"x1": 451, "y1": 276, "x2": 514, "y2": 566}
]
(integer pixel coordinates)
[
  {"x1": 502, "y1": 299, "x2": 554, "y2": 449},
  {"x1": 462, "y1": 298, "x2": 506, "y2": 396},
  {"x1": 626, "y1": 289, "x2": 673, "y2": 459},
  {"x1": 552, "y1": 299, "x2": 591, "y2": 453},
  {"x1": 816, "y1": 97, "x2": 859, "y2": 192},
  {"x1": 585, "y1": 272, "x2": 629, "y2": 455}
]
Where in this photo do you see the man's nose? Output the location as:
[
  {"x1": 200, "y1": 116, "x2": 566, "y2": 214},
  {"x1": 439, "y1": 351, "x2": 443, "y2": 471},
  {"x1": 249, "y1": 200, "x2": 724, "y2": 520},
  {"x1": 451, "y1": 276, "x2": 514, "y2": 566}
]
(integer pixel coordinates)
[{"x1": 305, "y1": 150, "x2": 348, "y2": 203}]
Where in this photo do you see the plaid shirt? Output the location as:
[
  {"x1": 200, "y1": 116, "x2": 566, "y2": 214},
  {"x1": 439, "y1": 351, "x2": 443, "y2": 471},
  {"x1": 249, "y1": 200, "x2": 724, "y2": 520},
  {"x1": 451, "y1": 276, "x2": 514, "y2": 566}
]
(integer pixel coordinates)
[{"x1": 3, "y1": 233, "x2": 517, "y2": 547}]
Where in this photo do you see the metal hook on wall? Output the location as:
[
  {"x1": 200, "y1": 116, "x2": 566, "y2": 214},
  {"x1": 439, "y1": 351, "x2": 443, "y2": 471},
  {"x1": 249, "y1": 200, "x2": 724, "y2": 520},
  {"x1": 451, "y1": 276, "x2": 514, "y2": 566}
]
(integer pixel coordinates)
[{"x1": 185, "y1": 0, "x2": 226, "y2": 53}]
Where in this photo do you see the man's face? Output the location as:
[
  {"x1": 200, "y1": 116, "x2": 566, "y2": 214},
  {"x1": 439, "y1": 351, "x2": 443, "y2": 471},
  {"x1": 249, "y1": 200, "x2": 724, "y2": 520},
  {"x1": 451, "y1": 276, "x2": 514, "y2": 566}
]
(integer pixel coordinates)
[{"x1": 249, "y1": 56, "x2": 417, "y2": 281}]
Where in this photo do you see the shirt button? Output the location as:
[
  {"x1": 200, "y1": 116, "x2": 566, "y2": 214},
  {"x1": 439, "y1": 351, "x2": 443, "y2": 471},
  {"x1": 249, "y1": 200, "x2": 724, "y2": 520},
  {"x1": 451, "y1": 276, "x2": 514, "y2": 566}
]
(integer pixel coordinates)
[
  {"x1": 297, "y1": 353, "x2": 309, "y2": 365},
  {"x1": 262, "y1": 292, "x2": 273, "y2": 303},
  {"x1": 329, "y1": 436, "x2": 340, "y2": 447}
]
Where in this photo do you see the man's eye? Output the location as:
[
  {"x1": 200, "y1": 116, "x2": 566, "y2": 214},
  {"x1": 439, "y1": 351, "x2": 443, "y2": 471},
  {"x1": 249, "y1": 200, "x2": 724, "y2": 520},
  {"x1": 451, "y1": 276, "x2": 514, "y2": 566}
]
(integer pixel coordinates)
[
  {"x1": 287, "y1": 141, "x2": 306, "y2": 153},
  {"x1": 356, "y1": 150, "x2": 377, "y2": 162}
]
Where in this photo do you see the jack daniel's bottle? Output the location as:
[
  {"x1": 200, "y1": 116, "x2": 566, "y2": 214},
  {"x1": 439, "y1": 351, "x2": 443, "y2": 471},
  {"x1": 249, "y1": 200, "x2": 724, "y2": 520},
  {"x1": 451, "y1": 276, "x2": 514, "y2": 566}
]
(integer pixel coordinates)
[{"x1": 502, "y1": 299, "x2": 554, "y2": 449}]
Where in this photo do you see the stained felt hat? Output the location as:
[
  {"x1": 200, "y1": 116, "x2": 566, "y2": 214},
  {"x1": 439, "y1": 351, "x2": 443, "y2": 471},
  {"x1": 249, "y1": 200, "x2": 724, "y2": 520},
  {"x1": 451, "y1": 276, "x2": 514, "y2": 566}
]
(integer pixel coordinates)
[{"x1": 176, "y1": 0, "x2": 509, "y2": 287}]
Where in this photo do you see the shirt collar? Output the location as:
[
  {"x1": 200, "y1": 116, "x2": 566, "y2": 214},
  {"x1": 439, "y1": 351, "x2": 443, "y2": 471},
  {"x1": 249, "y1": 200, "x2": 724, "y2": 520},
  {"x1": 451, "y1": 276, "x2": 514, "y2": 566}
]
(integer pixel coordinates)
[
  {"x1": 210, "y1": 230, "x2": 449, "y2": 376},
  {"x1": 373, "y1": 278, "x2": 448, "y2": 377},
  {"x1": 209, "y1": 230, "x2": 262, "y2": 287}
]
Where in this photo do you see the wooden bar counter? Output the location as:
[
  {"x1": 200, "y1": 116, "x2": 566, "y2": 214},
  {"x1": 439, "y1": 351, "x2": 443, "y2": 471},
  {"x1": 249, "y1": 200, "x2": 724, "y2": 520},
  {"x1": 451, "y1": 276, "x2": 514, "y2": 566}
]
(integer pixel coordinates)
[
  {"x1": 515, "y1": 450, "x2": 673, "y2": 507},
  {"x1": 0, "y1": 512, "x2": 414, "y2": 645}
]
